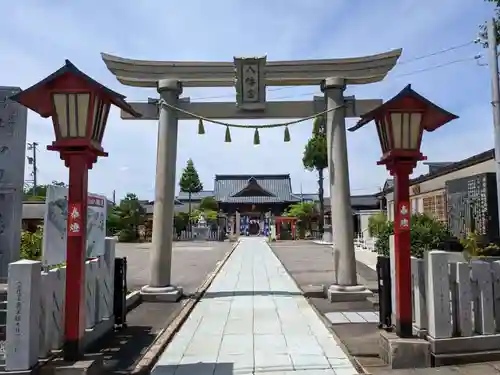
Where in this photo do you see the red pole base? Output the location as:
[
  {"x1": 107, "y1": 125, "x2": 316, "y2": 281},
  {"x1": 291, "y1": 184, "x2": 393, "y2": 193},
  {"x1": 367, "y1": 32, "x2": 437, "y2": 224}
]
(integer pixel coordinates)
[
  {"x1": 395, "y1": 318, "x2": 413, "y2": 338},
  {"x1": 63, "y1": 339, "x2": 83, "y2": 361}
]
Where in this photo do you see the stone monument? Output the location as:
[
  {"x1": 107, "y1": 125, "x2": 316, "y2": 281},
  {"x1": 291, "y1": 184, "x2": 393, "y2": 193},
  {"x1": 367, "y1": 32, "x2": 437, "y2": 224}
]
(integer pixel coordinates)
[
  {"x1": 322, "y1": 212, "x2": 333, "y2": 244},
  {"x1": 193, "y1": 214, "x2": 209, "y2": 241},
  {"x1": 0, "y1": 87, "x2": 28, "y2": 283}
]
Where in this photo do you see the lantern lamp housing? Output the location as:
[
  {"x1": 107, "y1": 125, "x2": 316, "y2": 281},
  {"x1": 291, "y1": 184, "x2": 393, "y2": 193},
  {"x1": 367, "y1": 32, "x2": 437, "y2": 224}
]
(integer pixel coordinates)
[
  {"x1": 9, "y1": 59, "x2": 141, "y2": 155},
  {"x1": 348, "y1": 84, "x2": 458, "y2": 165}
]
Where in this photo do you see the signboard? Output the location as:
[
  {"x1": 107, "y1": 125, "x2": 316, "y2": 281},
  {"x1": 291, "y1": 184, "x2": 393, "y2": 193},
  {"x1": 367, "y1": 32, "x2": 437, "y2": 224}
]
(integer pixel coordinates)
[
  {"x1": 0, "y1": 87, "x2": 27, "y2": 282},
  {"x1": 67, "y1": 203, "x2": 83, "y2": 237},
  {"x1": 398, "y1": 202, "x2": 410, "y2": 230},
  {"x1": 234, "y1": 56, "x2": 267, "y2": 111},
  {"x1": 42, "y1": 185, "x2": 107, "y2": 266}
]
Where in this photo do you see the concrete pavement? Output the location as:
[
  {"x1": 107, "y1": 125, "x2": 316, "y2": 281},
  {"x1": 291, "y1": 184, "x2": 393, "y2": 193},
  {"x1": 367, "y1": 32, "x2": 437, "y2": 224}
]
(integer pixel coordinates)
[
  {"x1": 116, "y1": 241, "x2": 232, "y2": 293},
  {"x1": 152, "y1": 237, "x2": 359, "y2": 375},
  {"x1": 89, "y1": 241, "x2": 233, "y2": 374}
]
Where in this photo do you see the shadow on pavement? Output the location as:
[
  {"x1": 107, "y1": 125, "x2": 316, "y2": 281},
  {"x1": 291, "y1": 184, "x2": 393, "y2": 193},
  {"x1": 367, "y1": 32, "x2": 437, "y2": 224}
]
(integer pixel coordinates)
[
  {"x1": 87, "y1": 301, "x2": 184, "y2": 373},
  {"x1": 152, "y1": 362, "x2": 234, "y2": 375},
  {"x1": 203, "y1": 290, "x2": 302, "y2": 298},
  {"x1": 96, "y1": 326, "x2": 156, "y2": 371}
]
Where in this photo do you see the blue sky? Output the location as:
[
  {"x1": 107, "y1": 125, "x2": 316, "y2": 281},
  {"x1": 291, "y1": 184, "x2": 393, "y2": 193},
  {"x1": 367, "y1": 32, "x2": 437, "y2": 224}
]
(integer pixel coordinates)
[{"x1": 2, "y1": 0, "x2": 496, "y2": 201}]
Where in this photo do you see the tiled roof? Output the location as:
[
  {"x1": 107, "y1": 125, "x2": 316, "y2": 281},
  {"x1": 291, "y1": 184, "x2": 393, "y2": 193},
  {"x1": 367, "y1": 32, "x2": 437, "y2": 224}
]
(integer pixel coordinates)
[
  {"x1": 142, "y1": 199, "x2": 183, "y2": 214},
  {"x1": 214, "y1": 174, "x2": 299, "y2": 204},
  {"x1": 176, "y1": 190, "x2": 214, "y2": 201},
  {"x1": 423, "y1": 161, "x2": 455, "y2": 174},
  {"x1": 350, "y1": 195, "x2": 379, "y2": 208},
  {"x1": 382, "y1": 148, "x2": 495, "y2": 194},
  {"x1": 291, "y1": 193, "x2": 318, "y2": 202},
  {"x1": 292, "y1": 193, "x2": 379, "y2": 208}
]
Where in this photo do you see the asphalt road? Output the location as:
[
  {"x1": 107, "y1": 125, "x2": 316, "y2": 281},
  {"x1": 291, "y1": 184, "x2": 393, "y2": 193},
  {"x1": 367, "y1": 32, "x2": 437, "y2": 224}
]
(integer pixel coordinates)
[
  {"x1": 115, "y1": 241, "x2": 233, "y2": 293},
  {"x1": 270, "y1": 240, "x2": 378, "y2": 313}
]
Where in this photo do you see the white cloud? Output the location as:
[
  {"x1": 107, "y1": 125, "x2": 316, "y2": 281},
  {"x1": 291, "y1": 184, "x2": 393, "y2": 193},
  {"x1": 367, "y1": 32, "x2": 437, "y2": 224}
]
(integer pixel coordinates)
[{"x1": 4, "y1": 0, "x2": 497, "y2": 200}]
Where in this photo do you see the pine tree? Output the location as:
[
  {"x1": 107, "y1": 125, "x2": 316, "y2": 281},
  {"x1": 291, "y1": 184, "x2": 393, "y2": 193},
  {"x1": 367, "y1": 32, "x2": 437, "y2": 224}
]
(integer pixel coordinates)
[
  {"x1": 302, "y1": 116, "x2": 328, "y2": 234},
  {"x1": 179, "y1": 159, "x2": 204, "y2": 220}
]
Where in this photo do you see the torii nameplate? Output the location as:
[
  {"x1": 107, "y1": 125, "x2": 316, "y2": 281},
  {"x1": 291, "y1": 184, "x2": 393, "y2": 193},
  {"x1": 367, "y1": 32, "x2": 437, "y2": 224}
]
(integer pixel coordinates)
[{"x1": 234, "y1": 56, "x2": 267, "y2": 111}]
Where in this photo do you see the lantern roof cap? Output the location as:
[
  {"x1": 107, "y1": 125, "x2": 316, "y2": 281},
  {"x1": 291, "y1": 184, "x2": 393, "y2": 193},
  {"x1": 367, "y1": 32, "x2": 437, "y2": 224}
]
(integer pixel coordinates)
[
  {"x1": 10, "y1": 59, "x2": 141, "y2": 118},
  {"x1": 348, "y1": 84, "x2": 458, "y2": 132}
]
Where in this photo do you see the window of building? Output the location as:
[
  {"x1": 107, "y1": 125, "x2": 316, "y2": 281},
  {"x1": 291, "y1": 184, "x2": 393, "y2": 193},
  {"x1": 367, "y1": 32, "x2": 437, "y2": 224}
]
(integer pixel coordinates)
[
  {"x1": 422, "y1": 193, "x2": 447, "y2": 222},
  {"x1": 411, "y1": 198, "x2": 418, "y2": 213},
  {"x1": 388, "y1": 202, "x2": 394, "y2": 221}
]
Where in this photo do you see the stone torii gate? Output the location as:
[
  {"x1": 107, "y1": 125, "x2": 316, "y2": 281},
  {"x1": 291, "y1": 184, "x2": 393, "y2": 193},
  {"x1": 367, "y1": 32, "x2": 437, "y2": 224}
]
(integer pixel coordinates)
[{"x1": 101, "y1": 49, "x2": 401, "y2": 301}]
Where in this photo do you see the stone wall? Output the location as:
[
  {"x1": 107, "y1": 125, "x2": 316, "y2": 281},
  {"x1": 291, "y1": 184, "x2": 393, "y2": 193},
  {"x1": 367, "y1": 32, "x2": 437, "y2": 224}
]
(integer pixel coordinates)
[{"x1": 4, "y1": 238, "x2": 116, "y2": 371}]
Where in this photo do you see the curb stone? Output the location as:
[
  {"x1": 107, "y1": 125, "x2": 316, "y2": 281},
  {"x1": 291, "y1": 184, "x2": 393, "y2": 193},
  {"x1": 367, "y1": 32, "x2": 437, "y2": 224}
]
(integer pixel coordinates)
[
  {"x1": 130, "y1": 240, "x2": 241, "y2": 375},
  {"x1": 125, "y1": 290, "x2": 142, "y2": 312}
]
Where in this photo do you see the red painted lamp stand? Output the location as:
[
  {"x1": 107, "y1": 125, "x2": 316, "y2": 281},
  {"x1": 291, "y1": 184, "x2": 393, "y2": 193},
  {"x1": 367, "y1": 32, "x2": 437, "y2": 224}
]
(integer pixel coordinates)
[
  {"x1": 50, "y1": 148, "x2": 102, "y2": 358},
  {"x1": 9, "y1": 60, "x2": 141, "y2": 360},
  {"x1": 383, "y1": 159, "x2": 419, "y2": 338},
  {"x1": 348, "y1": 85, "x2": 459, "y2": 338}
]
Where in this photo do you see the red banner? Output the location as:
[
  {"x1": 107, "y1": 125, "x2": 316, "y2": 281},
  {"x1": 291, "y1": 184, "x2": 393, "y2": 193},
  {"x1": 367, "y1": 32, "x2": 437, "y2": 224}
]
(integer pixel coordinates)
[{"x1": 68, "y1": 203, "x2": 83, "y2": 237}]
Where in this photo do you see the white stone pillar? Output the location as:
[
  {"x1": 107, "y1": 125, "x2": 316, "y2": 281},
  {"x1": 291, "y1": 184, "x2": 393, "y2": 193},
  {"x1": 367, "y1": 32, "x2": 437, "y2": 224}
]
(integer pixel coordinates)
[
  {"x1": 141, "y1": 79, "x2": 183, "y2": 302},
  {"x1": 322, "y1": 77, "x2": 357, "y2": 286},
  {"x1": 6, "y1": 260, "x2": 41, "y2": 371},
  {"x1": 322, "y1": 78, "x2": 369, "y2": 302}
]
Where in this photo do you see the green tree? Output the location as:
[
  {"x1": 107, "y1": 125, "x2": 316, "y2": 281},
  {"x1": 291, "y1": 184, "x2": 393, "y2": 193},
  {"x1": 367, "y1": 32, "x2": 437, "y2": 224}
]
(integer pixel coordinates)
[
  {"x1": 179, "y1": 159, "x2": 203, "y2": 219},
  {"x1": 284, "y1": 202, "x2": 317, "y2": 238},
  {"x1": 480, "y1": 0, "x2": 500, "y2": 45},
  {"x1": 302, "y1": 116, "x2": 328, "y2": 233},
  {"x1": 199, "y1": 196, "x2": 218, "y2": 211},
  {"x1": 116, "y1": 193, "x2": 146, "y2": 242},
  {"x1": 106, "y1": 205, "x2": 122, "y2": 236},
  {"x1": 23, "y1": 181, "x2": 67, "y2": 201},
  {"x1": 20, "y1": 226, "x2": 43, "y2": 260},
  {"x1": 375, "y1": 213, "x2": 454, "y2": 258},
  {"x1": 368, "y1": 212, "x2": 388, "y2": 237}
]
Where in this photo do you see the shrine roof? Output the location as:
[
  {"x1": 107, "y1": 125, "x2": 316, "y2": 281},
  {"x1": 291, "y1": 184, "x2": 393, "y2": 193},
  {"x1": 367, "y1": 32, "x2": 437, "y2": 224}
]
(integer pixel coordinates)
[{"x1": 214, "y1": 174, "x2": 299, "y2": 204}]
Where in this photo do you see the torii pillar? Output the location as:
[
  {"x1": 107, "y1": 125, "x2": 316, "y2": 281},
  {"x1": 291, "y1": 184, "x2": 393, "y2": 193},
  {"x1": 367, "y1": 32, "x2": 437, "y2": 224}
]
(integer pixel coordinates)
[{"x1": 101, "y1": 49, "x2": 402, "y2": 302}]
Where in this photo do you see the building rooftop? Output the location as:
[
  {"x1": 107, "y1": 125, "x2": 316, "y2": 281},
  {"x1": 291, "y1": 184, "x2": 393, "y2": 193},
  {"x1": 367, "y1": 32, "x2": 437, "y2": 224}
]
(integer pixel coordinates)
[
  {"x1": 176, "y1": 190, "x2": 214, "y2": 201},
  {"x1": 292, "y1": 193, "x2": 379, "y2": 208},
  {"x1": 381, "y1": 148, "x2": 495, "y2": 194},
  {"x1": 214, "y1": 174, "x2": 299, "y2": 204}
]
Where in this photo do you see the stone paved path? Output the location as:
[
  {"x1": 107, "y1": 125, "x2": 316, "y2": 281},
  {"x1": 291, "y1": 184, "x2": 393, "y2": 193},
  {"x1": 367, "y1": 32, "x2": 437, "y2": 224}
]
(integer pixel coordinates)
[{"x1": 152, "y1": 237, "x2": 359, "y2": 375}]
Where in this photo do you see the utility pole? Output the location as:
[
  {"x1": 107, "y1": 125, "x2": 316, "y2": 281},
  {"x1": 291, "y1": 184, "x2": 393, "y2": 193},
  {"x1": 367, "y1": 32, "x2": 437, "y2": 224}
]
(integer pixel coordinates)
[
  {"x1": 26, "y1": 142, "x2": 38, "y2": 196},
  {"x1": 487, "y1": 18, "x2": 500, "y2": 235}
]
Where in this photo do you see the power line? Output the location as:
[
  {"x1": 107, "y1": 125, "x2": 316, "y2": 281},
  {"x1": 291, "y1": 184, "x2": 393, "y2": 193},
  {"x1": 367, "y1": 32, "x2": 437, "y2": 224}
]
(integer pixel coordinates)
[
  {"x1": 391, "y1": 56, "x2": 480, "y2": 78},
  {"x1": 396, "y1": 40, "x2": 477, "y2": 65},
  {"x1": 248, "y1": 55, "x2": 481, "y2": 102}
]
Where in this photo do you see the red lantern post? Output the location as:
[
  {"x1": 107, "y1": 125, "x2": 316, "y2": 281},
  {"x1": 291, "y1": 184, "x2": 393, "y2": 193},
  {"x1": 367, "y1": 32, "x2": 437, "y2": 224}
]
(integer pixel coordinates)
[
  {"x1": 10, "y1": 60, "x2": 140, "y2": 359},
  {"x1": 348, "y1": 84, "x2": 458, "y2": 337}
]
